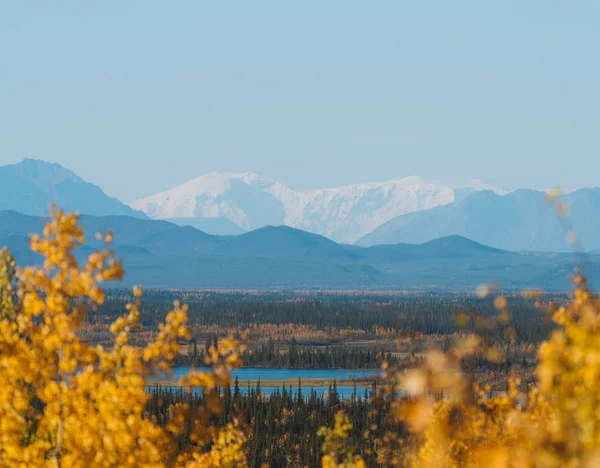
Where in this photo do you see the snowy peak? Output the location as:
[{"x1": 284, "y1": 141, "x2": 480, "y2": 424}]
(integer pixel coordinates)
[
  {"x1": 130, "y1": 172, "x2": 284, "y2": 230},
  {"x1": 130, "y1": 172, "x2": 504, "y2": 243},
  {"x1": 283, "y1": 177, "x2": 458, "y2": 242},
  {"x1": 173, "y1": 171, "x2": 274, "y2": 194}
]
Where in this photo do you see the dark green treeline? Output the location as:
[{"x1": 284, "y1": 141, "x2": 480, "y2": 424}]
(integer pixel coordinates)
[{"x1": 146, "y1": 381, "x2": 406, "y2": 468}]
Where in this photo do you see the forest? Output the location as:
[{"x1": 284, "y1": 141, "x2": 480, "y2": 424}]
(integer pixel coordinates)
[{"x1": 146, "y1": 381, "x2": 391, "y2": 468}]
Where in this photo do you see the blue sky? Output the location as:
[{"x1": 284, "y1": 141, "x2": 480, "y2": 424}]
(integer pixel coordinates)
[{"x1": 0, "y1": 1, "x2": 598, "y2": 201}]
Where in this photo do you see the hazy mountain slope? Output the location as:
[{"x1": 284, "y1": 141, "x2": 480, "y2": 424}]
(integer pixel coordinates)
[
  {"x1": 75, "y1": 216, "x2": 185, "y2": 253},
  {"x1": 0, "y1": 210, "x2": 590, "y2": 290},
  {"x1": 130, "y1": 172, "x2": 502, "y2": 243},
  {"x1": 213, "y1": 225, "x2": 356, "y2": 262},
  {"x1": 356, "y1": 235, "x2": 509, "y2": 265},
  {"x1": 0, "y1": 211, "x2": 220, "y2": 254},
  {"x1": 358, "y1": 188, "x2": 600, "y2": 252},
  {"x1": 136, "y1": 225, "x2": 224, "y2": 256},
  {"x1": 166, "y1": 217, "x2": 246, "y2": 235},
  {"x1": 0, "y1": 210, "x2": 46, "y2": 237},
  {"x1": 0, "y1": 159, "x2": 145, "y2": 218}
]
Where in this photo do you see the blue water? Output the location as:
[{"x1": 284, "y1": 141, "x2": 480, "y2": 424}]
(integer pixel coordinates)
[
  {"x1": 247, "y1": 386, "x2": 372, "y2": 399},
  {"x1": 147, "y1": 385, "x2": 373, "y2": 399},
  {"x1": 147, "y1": 367, "x2": 381, "y2": 399},
  {"x1": 150, "y1": 366, "x2": 379, "y2": 382}
]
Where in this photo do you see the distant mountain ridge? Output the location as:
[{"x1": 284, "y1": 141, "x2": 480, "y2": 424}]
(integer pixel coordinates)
[
  {"x1": 3, "y1": 159, "x2": 600, "y2": 258},
  {"x1": 358, "y1": 188, "x2": 600, "y2": 252},
  {"x1": 129, "y1": 172, "x2": 504, "y2": 243},
  {"x1": 0, "y1": 159, "x2": 145, "y2": 218},
  {"x1": 0, "y1": 210, "x2": 590, "y2": 290}
]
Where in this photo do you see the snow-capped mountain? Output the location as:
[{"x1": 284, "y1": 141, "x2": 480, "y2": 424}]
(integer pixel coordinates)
[{"x1": 129, "y1": 172, "x2": 504, "y2": 243}]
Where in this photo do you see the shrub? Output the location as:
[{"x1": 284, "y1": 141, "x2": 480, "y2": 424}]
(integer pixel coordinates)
[{"x1": 0, "y1": 209, "x2": 245, "y2": 467}]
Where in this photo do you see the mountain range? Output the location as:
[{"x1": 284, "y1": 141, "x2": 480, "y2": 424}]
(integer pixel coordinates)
[
  {"x1": 358, "y1": 188, "x2": 600, "y2": 252},
  {"x1": 129, "y1": 172, "x2": 503, "y2": 243},
  {"x1": 0, "y1": 209, "x2": 593, "y2": 290},
  {"x1": 0, "y1": 158, "x2": 599, "y2": 290}
]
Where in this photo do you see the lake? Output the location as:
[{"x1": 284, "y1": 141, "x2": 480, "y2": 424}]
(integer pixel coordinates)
[{"x1": 148, "y1": 366, "x2": 381, "y2": 399}]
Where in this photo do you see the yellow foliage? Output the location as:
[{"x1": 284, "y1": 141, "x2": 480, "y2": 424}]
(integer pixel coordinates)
[
  {"x1": 319, "y1": 411, "x2": 366, "y2": 468},
  {"x1": 385, "y1": 273, "x2": 600, "y2": 467},
  {"x1": 0, "y1": 208, "x2": 246, "y2": 467}
]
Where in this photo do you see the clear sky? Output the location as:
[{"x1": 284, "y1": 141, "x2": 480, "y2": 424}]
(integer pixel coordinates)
[{"x1": 0, "y1": 1, "x2": 598, "y2": 201}]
